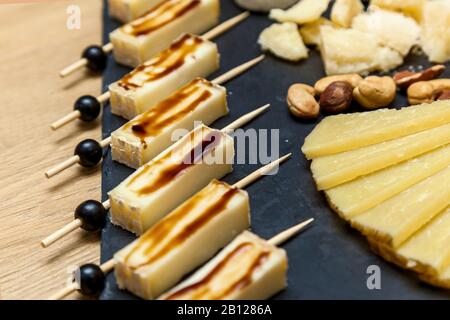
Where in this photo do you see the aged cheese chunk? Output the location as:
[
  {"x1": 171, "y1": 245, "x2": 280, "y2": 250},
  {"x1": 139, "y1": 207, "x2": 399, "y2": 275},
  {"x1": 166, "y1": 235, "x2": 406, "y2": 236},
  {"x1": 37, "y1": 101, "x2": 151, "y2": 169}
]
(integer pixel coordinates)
[
  {"x1": 159, "y1": 231, "x2": 287, "y2": 300},
  {"x1": 311, "y1": 123, "x2": 450, "y2": 190},
  {"x1": 109, "y1": 125, "x2": 234, "y2": 235},
  {"x1": 111, "y1": 78, "x2": 228, "y2": 168},
  {"x1": 110, "y1": 0, "x2": 220, "y2": 67},
  {"x1": 258, "y1": 22, "x2": 308, "y2": 62},
  {"x1": 302, "y1": 100, "x2": 450, "y2": 159},
  {"x1": 270, "y1": 0, "x2": 330, "y2": 25},
  {"x1": 331, "y1": 0, "x2": 363, "y2": 28},
  {"x1": 351, "y1": 165, "x2": 450, "y2": 248},
  {"x1": 300, "y1": 18, "x2": 336, "y2": 46},
  {"x1": 108, "y1": 0, "x2": 165, "y2": 23},
  {"x1": 326, "y1": 145, "x2": 450, "y2": 219},
  {"x1": 352, "y1": 8, "x2": 420, "y2": 56},
  {"x1": 420, "y1": 0, "x2": 450, "y2": 63},
  {"x1": 319, "y1": 25, "x2": 403, "y2": 75},
  {"x1": 115, "y1": 180, "x2": 250, "y2": 299},
  {"x1": 370, "y1": 0, "x2": 425, "y2": 21},
  {"x1": 109, "y1": 34, "x2": 219, "y2": 120}
]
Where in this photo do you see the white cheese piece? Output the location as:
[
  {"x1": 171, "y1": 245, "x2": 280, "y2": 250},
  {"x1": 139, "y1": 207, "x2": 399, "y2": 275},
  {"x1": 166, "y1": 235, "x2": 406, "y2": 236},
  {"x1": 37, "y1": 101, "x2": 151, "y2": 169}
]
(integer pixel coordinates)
[
  {"x1": 326, "y1": 145, "x2": 450, "y2": 219},
  {"x1": 331, "y1": 0, "x2": 363, "y2": 28},
  {"x1": 114, "y1": 180, "x2": 250, "y2": 299},
  {"x1": 111, "y1": 78, "x2": 228, "y2": 168},
  {"x1": 109, "y1": 125, "x2": 234, "y2": 235},
  {"x1": 108, "y1": 0, "x2": 166, "y2": 23},
  {"x1": 311, "y1": 123, "x2": 450, "y2": 190},
  {"x1": 351, "y1": 165, "x2": 450, "y2": 248},
  {"x1": 270, "y1": 0, "x2": 330, "y2": 25},
  {"x1": 110, "y1": 0, "x2": 220, "y2": 67},
  {"x1": 109, "y1": 34, "x2": 219, "y2": 120},
  {"x1": 159, "y1": 231, "x2": 287, "y2": 300}
]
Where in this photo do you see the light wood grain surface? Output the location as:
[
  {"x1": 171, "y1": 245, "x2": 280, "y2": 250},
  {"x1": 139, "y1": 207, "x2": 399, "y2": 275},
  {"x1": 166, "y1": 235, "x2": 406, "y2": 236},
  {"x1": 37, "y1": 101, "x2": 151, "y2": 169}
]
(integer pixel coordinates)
[{"x1": 0, "y1": 0, "x2": 103, "y2": 299}]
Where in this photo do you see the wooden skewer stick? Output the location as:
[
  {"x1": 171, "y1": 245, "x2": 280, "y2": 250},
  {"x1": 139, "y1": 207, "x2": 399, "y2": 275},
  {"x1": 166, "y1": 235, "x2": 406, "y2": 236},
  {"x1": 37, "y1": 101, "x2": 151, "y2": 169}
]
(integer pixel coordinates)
[
  {"x1": 59, "y1": 12, "x2": 249, "y2": 78},
  {"x1": 49, "y1": 215, "x2": 310, "y2": 300},
  {"x1": 45, "y1": 137, "x2": 111, "y2": 178},
  {"x1": 41, "y1": 200, "x2": 111, "y2": 248},
  {"x1": 221, "y1": 104, "x2": 270, "y2": 133},
  {"x1": 233, "y1": 153, "x2": 292, "y2": 190},
  {"x1": 268, "y1": 218, "x2": 314, "y2": 246}
]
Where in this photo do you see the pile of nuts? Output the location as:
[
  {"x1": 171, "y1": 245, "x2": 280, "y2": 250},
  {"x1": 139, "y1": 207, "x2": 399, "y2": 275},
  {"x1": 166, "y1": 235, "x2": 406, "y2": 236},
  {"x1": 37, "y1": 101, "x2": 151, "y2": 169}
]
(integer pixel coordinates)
[{"x1": 287, "y1": 64, "x2": 448, "y2": 119}]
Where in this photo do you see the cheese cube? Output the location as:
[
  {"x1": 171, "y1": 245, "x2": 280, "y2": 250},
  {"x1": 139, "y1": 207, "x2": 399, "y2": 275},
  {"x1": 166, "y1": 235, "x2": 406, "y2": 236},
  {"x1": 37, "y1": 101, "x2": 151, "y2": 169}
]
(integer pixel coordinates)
[
  {"x1": 319, "y1": 25, "x2": 403, "y2": 75},
  {"x1": 326, "y1": 145, "x2": 450, "y2": 219},
  {"x1": 110, "y1": 0, "x2": 220, "y2": 67},
  {"x1": 311, "y1": 123, "x2": 450, "y2": 190},
  {"x1": 108, "y1": 0, "x2": 166, "y2": 23},
  {"x1": 159, "y1": 231, "x2": 287, "y2": 300},
  {"x1": 109, "y1": 34, "x2": 219, "y2": 120},
  {"x1": 109, "y1": 125, "x2": 234, "y2": 235},
  {"x1": 302, "y1": 100, "x2": 450, "y2": 159},
  {"x1": 352, "y1": 8, "x2": 420, "y2": 56},
  {"x1": 111, "y1": 78, "x2": 228, "y2": 168},
  {"x1": 351, "y1": 165, "x2": 450, "y2": 248},
  {"x1": 114, "y1": 180, "x2": 250, "y2": 299}
]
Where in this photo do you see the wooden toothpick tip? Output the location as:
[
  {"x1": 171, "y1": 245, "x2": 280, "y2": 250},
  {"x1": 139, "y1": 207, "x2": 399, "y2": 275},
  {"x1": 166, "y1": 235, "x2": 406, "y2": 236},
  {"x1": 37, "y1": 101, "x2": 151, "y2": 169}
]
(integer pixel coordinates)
[
  {"x1": 212, "y1": 55, "x2": 265, "y2": 85},
  {"x1": 268, "y1": 218, "x2": 314, "y2": 246},
  {"x1": 48, "y1": 282, "x2": 78, "y2": 300},
  {"x1": 233, "y1": 153, "x2": 291, "y2": 190},
  {"x1": 221, "y1": 104, "x2": 270, "y2": 133},
  {"x1": 202, "y1": 11, "x2": 250, "y2": 41},
  {"x1": 51, "y1": 110, "x2": 81, "y2": 130},
  {"x1": 45, "y1": 155, "x2": 80, "y2": 178}
]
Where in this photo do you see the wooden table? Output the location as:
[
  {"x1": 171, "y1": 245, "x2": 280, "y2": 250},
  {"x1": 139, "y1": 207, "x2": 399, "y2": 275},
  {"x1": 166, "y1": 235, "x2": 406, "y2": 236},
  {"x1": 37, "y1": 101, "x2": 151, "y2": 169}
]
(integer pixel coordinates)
[{"x1": 0, "y1": 0, "x2": 103, "y2": 299}]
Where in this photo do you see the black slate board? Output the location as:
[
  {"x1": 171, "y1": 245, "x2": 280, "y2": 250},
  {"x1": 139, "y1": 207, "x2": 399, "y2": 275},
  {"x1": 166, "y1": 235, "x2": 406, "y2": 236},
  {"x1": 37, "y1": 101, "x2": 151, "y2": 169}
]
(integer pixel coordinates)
[{"x1": 100, "y1": 0, "x2": 450, "y2": 299}]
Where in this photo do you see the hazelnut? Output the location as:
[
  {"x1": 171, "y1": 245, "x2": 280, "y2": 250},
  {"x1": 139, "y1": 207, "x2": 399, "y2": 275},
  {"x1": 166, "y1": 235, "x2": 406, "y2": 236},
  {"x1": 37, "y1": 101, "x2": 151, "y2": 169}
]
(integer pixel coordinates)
[
  {"x1": 353, "y1": 76, "x2": 396, "y2": 110},
  {"x1": 314, "y1": 74, "x2": 363, "y2": 94},
  {"x1": 287, "y1": 84, "x2": 320, "y2": 119},
  {"x1": 319, "y1": 81, "x2": 353, "y2": 114}
]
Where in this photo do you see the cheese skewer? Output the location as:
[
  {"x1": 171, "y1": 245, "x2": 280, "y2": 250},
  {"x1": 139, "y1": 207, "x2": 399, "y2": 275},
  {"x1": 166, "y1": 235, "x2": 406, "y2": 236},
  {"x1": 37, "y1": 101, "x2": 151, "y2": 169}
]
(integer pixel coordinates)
[
  {"x1": 41, "y1": 107, "x2": 270, "y2": 247},
  {"x1": 46, "y1": 57, "x2": 265, "y2": 177},
  {"x1": 108, "y1": 0, "x2": 166, "y2": 23},
  {"x1": 161, "y1": 219, "x2": 314, "y2": 300},
  {"x1": 49, "y1": 206, "x2": 309, "y2": 300},
  {"x1": 60, "y1": 8, "x2": 249, "y2": 77},
  {"x1": 52, "y1": 50, "x2": 263, "y2": 130}
]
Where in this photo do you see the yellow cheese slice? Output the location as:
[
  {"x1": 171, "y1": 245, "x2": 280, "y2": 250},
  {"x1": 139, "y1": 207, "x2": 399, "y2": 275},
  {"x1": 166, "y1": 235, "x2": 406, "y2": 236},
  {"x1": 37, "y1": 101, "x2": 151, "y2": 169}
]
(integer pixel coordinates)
[
  {"x1": 397, "y1": 207, "x2": 450, "y2": 275},
  {"x1": 421, "y1": 266, "x2": 450, "y2": 289},
  {"x1": 311, "y1": 123, "x2": 450, "y2": 190},
  {"x1": 302, "y1": 100, "x2": 450, "y2": 159},
  {"x1": 325, "y1": 145, "x2": 450, "y2": 219},
  {"x1": 351, "y1": 165, "x2": 450, "y2": 248}
]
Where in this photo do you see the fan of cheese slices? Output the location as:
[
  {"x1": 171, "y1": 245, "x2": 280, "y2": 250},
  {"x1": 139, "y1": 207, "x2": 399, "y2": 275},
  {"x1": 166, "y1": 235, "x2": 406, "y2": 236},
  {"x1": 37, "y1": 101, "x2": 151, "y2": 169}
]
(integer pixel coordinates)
[
  {"x1": 258, "y1": 0, "x2": 450, "y2": 75},
  {"x1": 301, "y1": 99, "x2": 450, "y2": 289}
]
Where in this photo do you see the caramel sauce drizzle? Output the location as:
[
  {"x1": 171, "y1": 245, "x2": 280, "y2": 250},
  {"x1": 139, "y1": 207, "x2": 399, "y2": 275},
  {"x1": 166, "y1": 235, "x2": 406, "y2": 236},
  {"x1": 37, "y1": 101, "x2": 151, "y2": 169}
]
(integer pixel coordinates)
[
  {"x1": 124, "y1": 0, "x2": 201, "y2": 37},
  {"x1": 124, "y1": 182, "x2": 239, "y2": 268},
  {"x1": 164, "y1": 243, "x2": 270, "y2": 300},
  {"x1": 123, "y1": 79, "x2": 213, "y2": 147},
  {"x1": 126, "y1": 131, "x2": 221, "y2": 196},
  {"x1": 118, "y1": 34, "x2": 204, "y2": 90}
]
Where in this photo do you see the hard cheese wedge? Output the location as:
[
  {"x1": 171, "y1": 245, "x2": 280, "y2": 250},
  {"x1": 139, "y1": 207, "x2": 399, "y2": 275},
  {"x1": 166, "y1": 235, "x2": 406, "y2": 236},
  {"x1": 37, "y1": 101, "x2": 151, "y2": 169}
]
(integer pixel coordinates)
[
  {"x1": 159, "y1": 231, "x2": 287, "y2": 300},
  {"x1": 108, "y1": 0, "x2": 166, "y2": 23},
  {"x1": 326, "y1": 144, "x2": 450, "y2": 219},
  {"x1": 351, "y1": 165, "x2": 450, "y2": 248},
  {"x1": 422, "y1": 265, "x2": 450, "y2": 289},
  {"x1": 111, "y1": 78, "x2": 228, "y2": 168},
  {"x1": 302, "y1": 100, "x2": 450, "y2": 159},
  {"x1": 311, "y1": 123, "x2": 450, "y2": 190},
  {"x1": 114, "y1": 180, "x2": 250, "y2": 299},
  {"x1": 109, "y1": 34, "x2": 219, "y2": 120},
  {"x1": 109, "y1": 125, "x2": 234, "y2": 235},
  {"x1": 110, "y1": 0, "x2": 220, "y2": 67}
]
